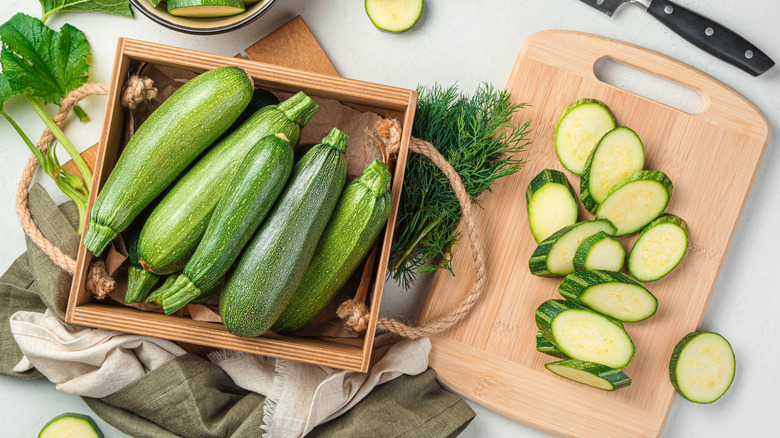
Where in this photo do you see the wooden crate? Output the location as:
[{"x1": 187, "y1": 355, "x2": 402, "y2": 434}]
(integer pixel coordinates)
[{"x1": 65, "y1": 38, "x2": 417, "y2": 372}]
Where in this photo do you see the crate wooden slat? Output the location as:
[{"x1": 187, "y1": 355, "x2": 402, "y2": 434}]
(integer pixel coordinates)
[
  {"x1": 66, "y1": 37, "x2": 416, "y2": 372},
  {"x1": 419, "y1": 30, "x2": 770, "y2": 437}
]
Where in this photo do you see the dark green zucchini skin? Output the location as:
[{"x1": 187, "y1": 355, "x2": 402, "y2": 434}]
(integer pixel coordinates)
[
  {"x1": 160, "y1": 134, "x2": 294, "y2": 315},
  {"x1": 83, "y1": 66, "x2": 254, "y2": 256},
  {"x1": 137, "y1": 92, "x2": 318, "y2": 275},
  {"x1": 272, "y1": 159, "x2": 392, "y2": 334},
  {"x1": 220, "y1": 128, "x2": 349, "y2": 337}
]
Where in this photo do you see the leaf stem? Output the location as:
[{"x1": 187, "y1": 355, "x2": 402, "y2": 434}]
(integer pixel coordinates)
[
  {"x1": 73, "y1": 105, "x2": 89, "y2": 123},
  {"x1": 27, "y1": 97, "x2": 92, "y2": 191},
  {"x1": 55, "y1": 175, "x2": 88, "y2": 236},
  {"x1": 1, "y1": 110, "x2": 45, "y2": 165}
]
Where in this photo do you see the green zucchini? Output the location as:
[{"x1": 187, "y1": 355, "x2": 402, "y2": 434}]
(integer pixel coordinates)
[
  {"x1": 535, "y1": 299, "x2": 634, "y2": 369},
  {"x1": 628, "y1": 214, "x2": 689, "y2": 282},
  {"x1": 580, "y1": 126, "x2": 645, "y2": 213},
  {"x1": 536, "y1": 331, "x2": 569, "y2": 359},
  {"x1": 137, "y1": 92, "x2": 318, "y2": 275},
  {"x1": 572, "y1": 231, "x2": 625, "y2": 272},
  {"x1": 595, "y1": 170, "x2": 673, "y2": 237},
  {"x1": 559, "y1": 270, "x2": 657, "y2": 323},
  {"x1": 554, "y1": 99, "x2": 616, "y2": 175},
  {"x1": 669, "y1": 331, "x2": 735, "y2": 404},
  {"x1": 83, "y1": 66, "x2": 253, "y2": 256},
  {"x1": 220, "y1": 128, "x2": 349, "y2": 337},
  {"x1": 161, "y1": 133, "x2": 294, "y2": 315},
  {"x1": 545, "y1": 359, "x2": 631, "y2": 391},
  {"x1": 529, "y1": 219, "x2": 617, "y2": 277},
  {"x1": 272, "y1": 159, "x2": 392, "y2": 334},
  {"x1": 167, "y1": 0, "x2": 245, "y2": 17},
  {"x1": 39, "y1": 412, "x2": 103, "y2": 438},
  {"x1": 365, "y1": 0, "x2": 424, "y2": 33},
  {"x1": 526, "y1": 169, "x2": 578, "y2": 243}
]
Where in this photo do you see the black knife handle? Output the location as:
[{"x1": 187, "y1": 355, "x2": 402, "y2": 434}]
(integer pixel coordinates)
[{"x1": 647, "y1": 0, "x2": 775, "y2": 76}]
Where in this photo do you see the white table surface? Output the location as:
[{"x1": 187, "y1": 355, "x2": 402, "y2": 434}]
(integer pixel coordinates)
[{"x1": 1, "y1": 1, "x2": 779, "y2": 437}]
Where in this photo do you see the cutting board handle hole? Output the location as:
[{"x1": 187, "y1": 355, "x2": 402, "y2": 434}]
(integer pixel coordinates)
[{"x1": 593, "y1": 57, "x2": 704, "y2": 115}]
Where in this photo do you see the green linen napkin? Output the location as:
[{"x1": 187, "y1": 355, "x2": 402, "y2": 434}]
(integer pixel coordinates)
[{"x1": 1, "y1": 183, "x2": 475, "y2": 437}]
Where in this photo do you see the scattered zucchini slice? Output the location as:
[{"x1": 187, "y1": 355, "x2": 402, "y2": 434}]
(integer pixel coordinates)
[
  {"x1": 526, "y1": 169, "x2": 578, "y2": 243},
  {"x1": 559, "y1": 270, "x2": 657, "y2": 323},
  {"x1": 572, "y1": 231, "x2": 625, "y2": 272},
  {"x1": 529, "y1": 219, "x2": 617, "y2": 277},
  {"x1": 580, "y1": 126, "x2": 645, "y2": 213},
  {"x1": 628, "y1": 214, "x2": 689, "y2": 282},
  {"x1": 595, "y1": 170, "x2": 673, "y2": 236},
  {"x1": 536, "y1": 331, "x2": 569, "y2": 359},
  {"x1": 554, "y1": 99, "x2": 616, "y2": 175},
  {"x1": 669, "y1": 331, "x2": 735, "y2": 404},
  {"x1": 535, "y1": 299, "x2": 635, "y2": 369},
  {"x1": 39, "y1": 413, "x2": 104, "y2": 438},
  {"x1": 545, "y1": 359, "x2": 632, "y2": 391},
  {"x1": 365, "y1": 0, "x2": 424, "y2": 33},
  {"x1": 167, "y1": 0, "x2": 245, "y2": 18}
]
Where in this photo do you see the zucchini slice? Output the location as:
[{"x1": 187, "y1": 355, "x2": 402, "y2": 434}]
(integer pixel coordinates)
[
  {"x1": 39, "y1": 413, "x2": 104, "y2": 438},
  {"x1": 526, "y1": 169, "x2": 578, "y2": 243},
  {"x1": 669, "y1": 332, "x2": 735, "y2": 404},
  {"x1": 554, "y1": 99, "x2": 616, "y2": 175},
  {"x1": 545, "y1": 359, "x2": 631, "y2": 391},
  {"x1": 365, "y1": 0, "x2": 424, "y2": 33},
  {"x1": 580, "y1": 126, "x2": 645, "y2": 213},
  {"x1": 536, "y1": 331, "x2": 569, "y2": 359},
  {"x1": 535, "y1": 299, "x2": 635, "y2": 369},
  {"x1": 595, "y1": 170, "x2": 673, "y2": 236},
  {"x1": 628, "y1": 214, "x2": 689, "y2": 282},
  {"x1": 572, "y1": 231, "x2": 625, "y2": 272},
  {"x1": 529, "y1": 219, "x2": 617, "y2": 277},
  {"x1": 559, "y1": 270, "x2": 657, "y2": 323},
  {"x1": 167, "y1": 0, "x2": 245, "y2": 17}
]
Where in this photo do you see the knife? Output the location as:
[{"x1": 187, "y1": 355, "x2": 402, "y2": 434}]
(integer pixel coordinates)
[{"x1": 580, "y1": 0, "x2": 775, "y2": 76}]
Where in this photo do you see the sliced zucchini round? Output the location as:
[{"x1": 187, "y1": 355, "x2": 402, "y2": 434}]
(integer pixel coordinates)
[
  {"x1": 167, "y1": 0, "x2": 245, "y2": 18},
  {"x1": 526, "y1": 169, "x2": 578, "y2": 243},
  {"x1": 529, "y1": 219, "x2": 617, "y2": 277},
  {"x1": 365, "y1": 0, "x2": 424, "y2": 33},
  {"x1": 595, "y1": 170, "x2": 673, "y2": 237},
  {"x1": 669, "y1": 331, "x2": 735, "y2": 404},
  {"x1": 39, "y1": 413, "x2": 104, "y2": 438},
  {"x1": 572, "y1": 231, "x2": 625, "y2": 272},
  {"x1": 554, "y1": 99, "x2": 616, "y2": 175},
  {"x1": 628, "y1": 214, "x2": 689, "y2": 282},
  {"x1": 580, "y1": 126, "x2": 645, "y2": 213},
  {"x1": 535, "y1": 299, "x2": 634, "y2": 369},
  {"x1": 559, "y1": 270, "x2": 657, "y2": 323},
  {"x1": 545, "y1": 359, "x2": 632, "y2": 391},
  {"x1": 536, "y1": 331, "x2": 569, "y2": 359}
]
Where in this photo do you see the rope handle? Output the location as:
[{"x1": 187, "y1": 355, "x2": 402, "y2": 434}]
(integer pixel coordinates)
[{"x1": 337, "y1": 119, "x2": 487, "y2": 339}]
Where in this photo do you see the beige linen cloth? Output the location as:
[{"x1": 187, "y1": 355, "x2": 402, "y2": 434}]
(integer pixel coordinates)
[{"x1": 9, "y1": 309, "x2": 430, "y2": 438}]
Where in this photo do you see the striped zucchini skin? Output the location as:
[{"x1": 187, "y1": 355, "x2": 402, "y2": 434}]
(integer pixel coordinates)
[
  {"x1": 559, "y1": 269, "x2": 657, "y2": 322},
  {"x1": 220, "y1": 128, "x2": 349, "y2": 337},
  {"x1": 137, "y1": 93, "x2": 318, "y2": 275},
  {"x1": 160, "y1": 134, "x2": 294, "y2": 314},
  {"x1": 545, "y1": 359, "x2": 632, "y2": 391},
  {"x1": 595, "y1": 170, "x2": 674, "y2": 236},
  {"x1": 536, "y1": 331, "x2": 569, "y2": 359},
  {"x1": 83, "y1": 66, "x2": 254, "y2": 256},
  {"x1": 272, "y1": 159, "x2": 392, "y2": 334}
]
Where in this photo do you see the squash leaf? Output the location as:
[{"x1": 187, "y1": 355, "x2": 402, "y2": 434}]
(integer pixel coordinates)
[
  {"x1": 40, "y1": 0, "x2": 133, "y2": 20},
  {"x1": 0, "y1": 13, "x2": 90, "y2": 105},
  {"x1": 0, "y1": 73, "x2": 14, "y2": 110}
]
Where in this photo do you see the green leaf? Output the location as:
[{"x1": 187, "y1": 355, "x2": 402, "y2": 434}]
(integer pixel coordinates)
[
  {"x1": 40, "y1": 0, "x2": 133, "y2": 20},
  {"x1": 0, "y1": 73, "x2": 14, "y2": 110},
  {"x1": 0, "y1": 13, "x2": 90, "y2": 105}
]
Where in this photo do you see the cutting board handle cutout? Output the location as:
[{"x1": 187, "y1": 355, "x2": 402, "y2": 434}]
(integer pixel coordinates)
[{"x1": 593, "y1": 57, "x2": 704, "y2": 114}]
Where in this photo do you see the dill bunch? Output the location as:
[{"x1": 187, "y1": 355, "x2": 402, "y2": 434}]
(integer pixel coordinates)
[{"x1": 389, "y1": 83, "x2": 531, "y2": 288}]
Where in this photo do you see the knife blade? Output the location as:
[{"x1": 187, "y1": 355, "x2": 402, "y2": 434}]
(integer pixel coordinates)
[{"x1": 579, "y1": 0, "x2": 775, "y2": 76}]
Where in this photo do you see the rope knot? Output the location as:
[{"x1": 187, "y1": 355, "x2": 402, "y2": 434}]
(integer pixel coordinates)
[
  {"x1": 121, "y1": 75, "x2": 157, "y2": 110},
  {"x1": 336, "y1": 299, "x2": 370, "y2": 333},
  {"x1": 85, "y1": 260, "x2": 115, "y2": 299}
]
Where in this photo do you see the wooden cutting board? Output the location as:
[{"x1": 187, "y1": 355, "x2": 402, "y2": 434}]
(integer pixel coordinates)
[{"x1": 419, "y1": 30, "x2": 770, "y2": 438}]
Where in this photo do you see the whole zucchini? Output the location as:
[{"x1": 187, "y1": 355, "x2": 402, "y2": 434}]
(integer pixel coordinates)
[
  {"x1": 82, "y1": 66, "x2": 254, "y2": 256},
  {"x1": 272, "y1": 159, "x2": 392, "y2": 334},
  {"x1": 161, "y1": 133, "x2": 294, "y2": 314},
  {"x1": 220, "y1": 127, "x2": 349, "y2": 337},
  {"x1": 137, "y1": 92, "x2": 319, "y2": 275}
]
